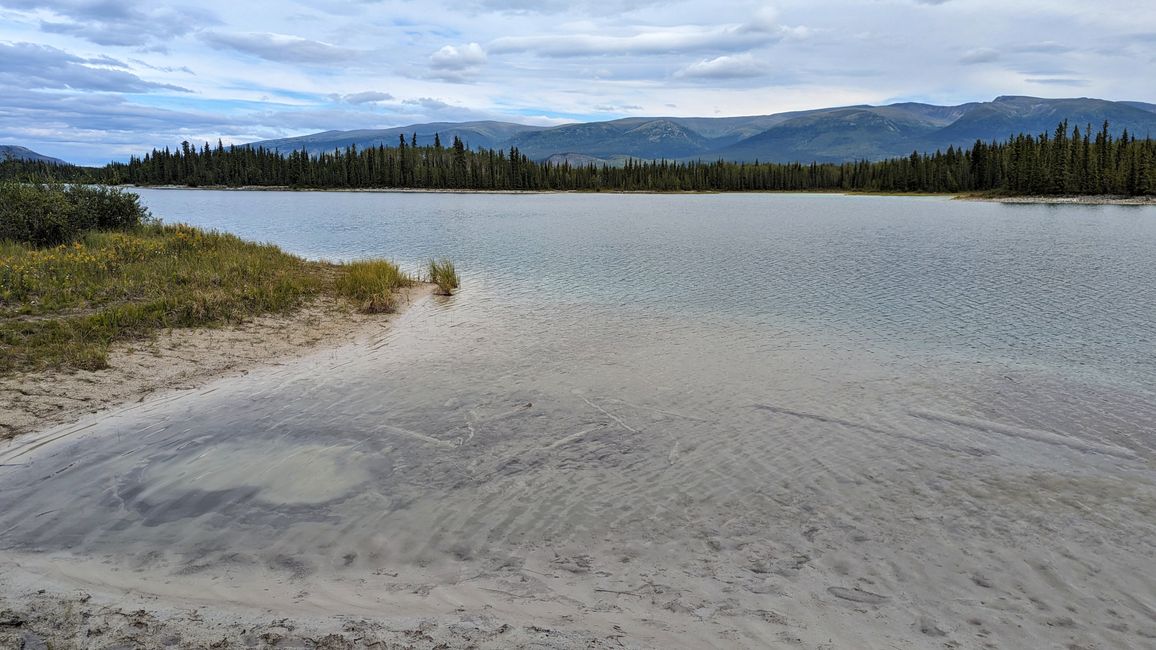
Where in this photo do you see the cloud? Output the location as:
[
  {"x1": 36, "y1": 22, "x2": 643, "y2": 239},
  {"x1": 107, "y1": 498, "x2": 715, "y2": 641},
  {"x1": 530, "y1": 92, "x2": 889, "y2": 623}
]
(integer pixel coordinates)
[
  {"x1": 676, "y1": 53, "x2": 769, "y2": 79},
  {"x1": 467, "y1": 0, "x2": 668, "y2": 15},
  {"x1": 489, "y1": 18, "x2": 802, "y2": 58},
  {"x1": 1025, "y1": 77, "x2": 1091, "y2": 86},
  {"x1": 960, "y1": 48, "x2": 1000, "y2": 64},
  {"x1": 1013, "y1": 41, "x2": 1076, "y2": 54},
  {"x1": 0, "y1": 0, "x2": 218, "y2": 48},
  {"x1": 402, "y1": 97, "x2": 454, "y2": 110},
  {"x1": 201, "y1": 31, "x2": 365, "y2": 64},
  {"x1": 0, "y1": 42, "x2": 190, "y2": 93},
  {"x1": 339, "y1": 91, "x2": 395, "y2": 104},
  {"x1": 430, "y1": 42, "x2": 487, "y2": 70},
  {"x1": 129, "y1": 59, "x2": 196, "y2": 75},
  {"x1": 0, "y1": 90, "x2": 230, "y2": 134}
]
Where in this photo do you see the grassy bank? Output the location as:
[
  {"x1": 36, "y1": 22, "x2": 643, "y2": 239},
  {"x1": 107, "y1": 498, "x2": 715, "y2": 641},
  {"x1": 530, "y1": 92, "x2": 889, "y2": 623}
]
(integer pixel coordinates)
[
  {"x1": 0, "y1": 184, "x2": 436, "y2": 375},
  {"x1": 1, "y1": 224, "x2": 425, "y2": 374}
]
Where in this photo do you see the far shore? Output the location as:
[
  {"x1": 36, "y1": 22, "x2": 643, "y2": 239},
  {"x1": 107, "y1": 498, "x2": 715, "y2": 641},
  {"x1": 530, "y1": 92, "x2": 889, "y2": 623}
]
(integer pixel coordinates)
[
  {"x1": 120, "y1": 184, "x2": 1156, "y2": 204},
  {"x1": 954, "y1": 194, "x2": 1156, "y2": 205}
]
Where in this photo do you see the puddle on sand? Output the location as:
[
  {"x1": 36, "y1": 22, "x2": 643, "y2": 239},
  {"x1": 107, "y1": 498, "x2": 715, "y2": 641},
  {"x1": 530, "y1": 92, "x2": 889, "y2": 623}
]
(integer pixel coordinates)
[{"x1": 138, "y1": 442, "x2": 374, "y2": 506}]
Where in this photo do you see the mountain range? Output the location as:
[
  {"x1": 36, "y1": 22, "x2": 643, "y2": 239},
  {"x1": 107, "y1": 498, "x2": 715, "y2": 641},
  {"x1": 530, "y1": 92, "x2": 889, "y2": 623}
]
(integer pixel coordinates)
[{"x1": 251, "y1": 96, "x2": 1156, "y2": 165}]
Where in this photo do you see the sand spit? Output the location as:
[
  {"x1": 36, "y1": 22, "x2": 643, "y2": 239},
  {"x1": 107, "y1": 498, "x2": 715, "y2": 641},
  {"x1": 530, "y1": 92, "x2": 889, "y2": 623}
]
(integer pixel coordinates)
[{"x1": 0, "y1": 285, "x2": 432, "y2": 441}]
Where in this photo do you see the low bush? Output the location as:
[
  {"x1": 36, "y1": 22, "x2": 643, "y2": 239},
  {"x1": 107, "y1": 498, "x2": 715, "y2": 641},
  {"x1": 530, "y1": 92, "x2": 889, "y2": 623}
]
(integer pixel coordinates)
[{"x1": 0, "y1": 183, "x2": 150, "y2": 247}]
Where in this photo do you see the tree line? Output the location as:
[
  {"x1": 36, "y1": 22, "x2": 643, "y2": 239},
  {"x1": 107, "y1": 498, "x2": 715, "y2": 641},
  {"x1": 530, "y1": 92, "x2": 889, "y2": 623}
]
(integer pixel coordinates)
[{"x1": 3, "y1": 121, "x2": 1152, "y2": 195}]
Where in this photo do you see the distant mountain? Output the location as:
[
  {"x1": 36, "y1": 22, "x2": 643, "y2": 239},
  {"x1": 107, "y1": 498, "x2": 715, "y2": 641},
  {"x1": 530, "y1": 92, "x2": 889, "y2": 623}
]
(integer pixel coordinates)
[
  {"x1": 920, "y1": 96, "x2": 1156, "y2": 149},
  {"x1": 0, "y1": 145, "x2": 68, "y2": 165},
  {"x1": 251, "y1": 121, "x2": 547, "y2": 155},
  {"x1": 1122, "y1": 101, "x2": 1156, "y2": 114},
  {"x1": 247, "y1": 97, "x2": 1156, "y2": 165},
  {"x1": 712, "y1": 107, "x2": 944, "y2": 163},
  {"x1": 509, "y1": 118, "x2": 717, "y2": 160},
  {"x1": 711, "y1": 97, "x2": 1156, "y2": 163}
]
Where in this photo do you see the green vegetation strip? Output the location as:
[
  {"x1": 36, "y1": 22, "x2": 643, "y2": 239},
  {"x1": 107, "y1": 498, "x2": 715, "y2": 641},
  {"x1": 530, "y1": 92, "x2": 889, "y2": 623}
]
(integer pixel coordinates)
[{"x1": 0, "y1": 184, "x2": 438, "y2": 375}]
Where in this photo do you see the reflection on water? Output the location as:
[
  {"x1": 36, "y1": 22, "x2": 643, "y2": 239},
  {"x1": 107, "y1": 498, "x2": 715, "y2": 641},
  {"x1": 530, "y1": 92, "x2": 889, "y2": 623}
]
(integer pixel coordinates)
[{"x1": 1, "y1": 192, "x2": 1154, "y2": 647}]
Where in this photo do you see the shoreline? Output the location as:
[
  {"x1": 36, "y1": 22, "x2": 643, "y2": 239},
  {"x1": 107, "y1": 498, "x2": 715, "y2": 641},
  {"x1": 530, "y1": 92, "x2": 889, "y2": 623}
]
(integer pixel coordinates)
[
  {"x1": 0, "y1": 285, "x2": 432, "y2": 441},
  {"x1": 954, "y1": 194, "x2": 1156, "y2": 205},
  {"x1": 123, "y1": 184, "x2": 1156, "y2": 204}
]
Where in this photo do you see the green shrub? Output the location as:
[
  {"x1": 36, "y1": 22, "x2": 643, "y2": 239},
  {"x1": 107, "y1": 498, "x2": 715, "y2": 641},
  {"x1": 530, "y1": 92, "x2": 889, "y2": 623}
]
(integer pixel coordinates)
[
  {"x1": 0, "y1": 183, "x2": 150, "y2": 247},
  {"x1": 65, "y1": 185, "x2": 151, "y2": 230},
  {"x1": 0, "y1": 182, "x2": 82, "y2": 246},
  {"x1": 427, "y1": 258, "x2": 460, "y2": 295}
]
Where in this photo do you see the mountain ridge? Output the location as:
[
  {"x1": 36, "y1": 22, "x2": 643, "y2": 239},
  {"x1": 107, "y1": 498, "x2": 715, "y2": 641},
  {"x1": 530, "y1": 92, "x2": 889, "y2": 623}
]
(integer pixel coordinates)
[
  {"x1": 0, "y1": 145, "x2": 69, "y2": 166},
  {"x1": 248, "y1": 97, "x2": 1156, "y2": 165}
]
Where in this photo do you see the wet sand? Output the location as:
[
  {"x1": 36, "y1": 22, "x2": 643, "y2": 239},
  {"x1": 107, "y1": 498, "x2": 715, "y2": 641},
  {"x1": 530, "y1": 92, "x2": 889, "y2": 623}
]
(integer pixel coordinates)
[{"x1": 1, "y1": 289, "x2": 1154, "y2": 649}]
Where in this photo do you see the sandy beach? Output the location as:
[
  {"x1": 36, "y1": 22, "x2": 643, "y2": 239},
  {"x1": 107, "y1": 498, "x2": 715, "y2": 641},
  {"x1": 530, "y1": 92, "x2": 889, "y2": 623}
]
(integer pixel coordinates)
[
  {"x1": 0, "y1": 286, "x2": 432, "y2": 441},
  {"x1": 2, "y1": 288, "x2": 1154, "y2": 649}
]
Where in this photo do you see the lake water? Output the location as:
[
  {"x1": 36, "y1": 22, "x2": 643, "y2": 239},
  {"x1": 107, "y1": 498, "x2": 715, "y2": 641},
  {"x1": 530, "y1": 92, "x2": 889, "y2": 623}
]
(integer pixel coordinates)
[
  {"x1": 2, "y1": 191, "x2": 1154, "y2": 647},
  {"x1": 135, "y1": 190, "x2": 1156, "y2": 386}
]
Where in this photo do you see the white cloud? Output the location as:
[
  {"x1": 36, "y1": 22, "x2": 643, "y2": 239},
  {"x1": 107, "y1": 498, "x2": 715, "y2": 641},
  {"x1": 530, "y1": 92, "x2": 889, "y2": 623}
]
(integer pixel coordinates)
[
  {"x1": 489, "y1": 15, "x2": 803, "y2": 58},
  {"x1": 201, "y1": 31, "x2": 365, "y2": 64},
  {"x1": 960, "y1": 47, "x2": 1000, "y2": 64},
  {"x1": 676, "y1": 53, "x2": 769, "y2": 79},
  {"x1": 339, "y1": 91, "x2": 395, "y2": 104},
  {"x1": 430, "y1": 42, "x2": 487, "y2": 70}
]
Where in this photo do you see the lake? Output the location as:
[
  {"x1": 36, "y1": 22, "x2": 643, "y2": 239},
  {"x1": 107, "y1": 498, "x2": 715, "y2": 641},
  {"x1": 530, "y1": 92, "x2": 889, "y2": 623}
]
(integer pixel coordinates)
[{"x1": 2, "y1": 190, "x2": 1154, "y2": 648}]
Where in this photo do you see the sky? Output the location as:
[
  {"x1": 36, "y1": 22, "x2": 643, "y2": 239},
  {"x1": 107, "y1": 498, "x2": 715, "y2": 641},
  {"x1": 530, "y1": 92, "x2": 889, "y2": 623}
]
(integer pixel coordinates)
[{"x1": 1, "y1": 0, "x2": 1154, "y2": 165}]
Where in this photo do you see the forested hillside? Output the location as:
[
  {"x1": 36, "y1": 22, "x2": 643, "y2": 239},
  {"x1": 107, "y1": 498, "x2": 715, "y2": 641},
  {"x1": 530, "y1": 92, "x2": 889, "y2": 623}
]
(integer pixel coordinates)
[
  {"x1": 3, "y1": 122, "x2": 1151, "y2": 196},
  {"x1": 248, "y1": 96, "x2": 1156, "y2": 165}
]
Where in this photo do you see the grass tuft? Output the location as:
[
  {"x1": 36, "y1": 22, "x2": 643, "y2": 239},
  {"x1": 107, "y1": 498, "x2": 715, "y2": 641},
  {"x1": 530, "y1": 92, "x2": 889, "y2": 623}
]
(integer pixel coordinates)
[
  {"x1": 333, "y1": 259, "x2": 414, "y2": 313},
  {"x1": 427, "y1": 258, "x2": 460, "y2": 296}
]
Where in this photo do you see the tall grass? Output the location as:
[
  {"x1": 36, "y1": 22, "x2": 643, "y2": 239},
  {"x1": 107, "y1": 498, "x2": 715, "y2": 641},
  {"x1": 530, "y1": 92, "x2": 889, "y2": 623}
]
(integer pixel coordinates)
[
  {"x1": 333, "y1": 260, "x2": 414, "y2": 313},
  {"x1": 1, "y1": 224, "x2": 322, "y2": 373},
  {"x1": 427, "y1": 258, "x2": 460, "y2": 295}
]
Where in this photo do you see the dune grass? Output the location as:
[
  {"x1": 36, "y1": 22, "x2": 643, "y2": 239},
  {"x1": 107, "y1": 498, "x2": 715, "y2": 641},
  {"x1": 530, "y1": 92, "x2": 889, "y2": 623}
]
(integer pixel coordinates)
[
  {"x1": 427, "y1": 258, "x2": 460, "y2": 296},
  {"x1": 333, "y1": 259, "x2": 414, "y2": 313},
  {"x1": 0, "y1": 223, "x2": 424, "y2": 375}
]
